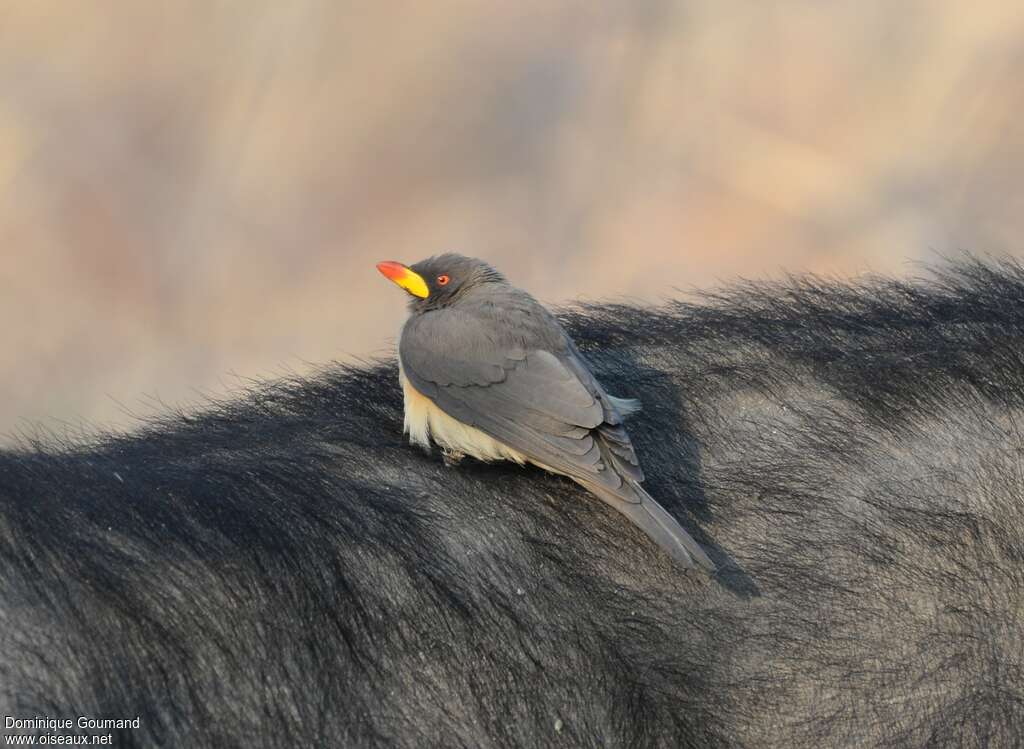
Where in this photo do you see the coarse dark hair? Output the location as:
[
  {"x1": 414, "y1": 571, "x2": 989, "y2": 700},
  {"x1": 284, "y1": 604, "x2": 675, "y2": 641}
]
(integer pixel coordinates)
[{"x1": 1, "y1": 256, "x2": 1022, "y2": 747}]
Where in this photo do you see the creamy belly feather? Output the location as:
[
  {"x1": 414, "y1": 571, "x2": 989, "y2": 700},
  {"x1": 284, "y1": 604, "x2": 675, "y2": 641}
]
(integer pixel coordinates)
[{"x1": 399, "y1": 363, "x2": 528, "y2": 465}]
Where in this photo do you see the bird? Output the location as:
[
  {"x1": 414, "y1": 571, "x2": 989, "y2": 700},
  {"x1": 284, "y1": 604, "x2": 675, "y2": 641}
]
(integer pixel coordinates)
[{"x1": 376, "y1": 253, "x2": 715, "y2": 571}]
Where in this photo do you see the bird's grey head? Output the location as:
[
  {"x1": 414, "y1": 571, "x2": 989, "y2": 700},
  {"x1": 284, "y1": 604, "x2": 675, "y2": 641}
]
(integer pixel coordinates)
[{"x1": 376, "y1": 253, "x2": 507, "y2": 312}]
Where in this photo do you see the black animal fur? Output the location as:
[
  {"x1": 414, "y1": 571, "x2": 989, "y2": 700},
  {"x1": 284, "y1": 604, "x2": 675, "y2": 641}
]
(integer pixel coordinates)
[{"x1": 1, "y1": 257, "x2": 1022, "y2": 747}]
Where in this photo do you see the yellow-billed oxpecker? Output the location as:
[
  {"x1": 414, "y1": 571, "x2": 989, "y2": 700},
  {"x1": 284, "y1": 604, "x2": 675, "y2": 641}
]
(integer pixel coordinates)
[{"x1": 376, "y1": 254, "x2": 715, "y2": 571}]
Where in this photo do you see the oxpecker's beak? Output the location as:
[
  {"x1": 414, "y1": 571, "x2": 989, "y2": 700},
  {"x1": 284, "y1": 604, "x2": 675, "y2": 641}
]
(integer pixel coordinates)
[{"x1": 376, "y1": 261, "x2": 429, "y2": 299}]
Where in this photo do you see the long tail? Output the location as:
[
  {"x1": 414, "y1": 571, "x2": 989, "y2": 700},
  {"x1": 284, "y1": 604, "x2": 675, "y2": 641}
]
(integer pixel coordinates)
[{"x1": 581, "y1": 479, "x2": 716, "y2": 572}]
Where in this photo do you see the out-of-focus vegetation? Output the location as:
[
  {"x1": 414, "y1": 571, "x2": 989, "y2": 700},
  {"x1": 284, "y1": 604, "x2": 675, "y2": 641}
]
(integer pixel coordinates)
[{"x1": 1, "y1": 1, "x2": 1022, "y2": 439}]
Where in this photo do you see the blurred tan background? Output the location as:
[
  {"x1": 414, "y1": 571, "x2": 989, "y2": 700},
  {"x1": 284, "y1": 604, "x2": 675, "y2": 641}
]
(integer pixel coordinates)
[{"x1": 1, "y1": 1, "x2": 1023, "y2": 441}]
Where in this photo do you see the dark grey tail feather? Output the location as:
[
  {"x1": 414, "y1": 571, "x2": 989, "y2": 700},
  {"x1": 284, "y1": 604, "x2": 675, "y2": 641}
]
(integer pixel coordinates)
[{"x1": 581, "y1": 480, "x2": 716, "y2": 572}]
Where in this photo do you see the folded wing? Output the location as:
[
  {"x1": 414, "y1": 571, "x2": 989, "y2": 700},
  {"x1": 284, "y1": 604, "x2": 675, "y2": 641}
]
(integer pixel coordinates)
[{"x1": 399, "y1": 308, "x2": 638, "y2": 497}]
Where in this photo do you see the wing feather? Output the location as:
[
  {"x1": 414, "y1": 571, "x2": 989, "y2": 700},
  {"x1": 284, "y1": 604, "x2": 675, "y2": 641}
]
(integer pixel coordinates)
[{"x1": 399, "y1": 308, "x2": 633, "y2": 492}]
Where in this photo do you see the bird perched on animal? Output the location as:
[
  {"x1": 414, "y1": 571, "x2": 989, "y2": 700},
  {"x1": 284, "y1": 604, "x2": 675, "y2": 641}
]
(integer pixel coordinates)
[{"x1": 376, "y1": 254, "x2": 715, "y2": 571}]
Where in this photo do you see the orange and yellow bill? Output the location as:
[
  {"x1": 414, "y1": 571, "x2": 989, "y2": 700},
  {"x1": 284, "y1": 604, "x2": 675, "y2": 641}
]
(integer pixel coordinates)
[{"x1": 376, "y1": 261, "x2": 429, "y2": 298}]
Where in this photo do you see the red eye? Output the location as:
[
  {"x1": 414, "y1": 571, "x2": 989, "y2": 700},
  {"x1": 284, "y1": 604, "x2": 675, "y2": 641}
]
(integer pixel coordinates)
[{"x1": 437, "y1": 274, "x2": 450, "y2": 286}]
